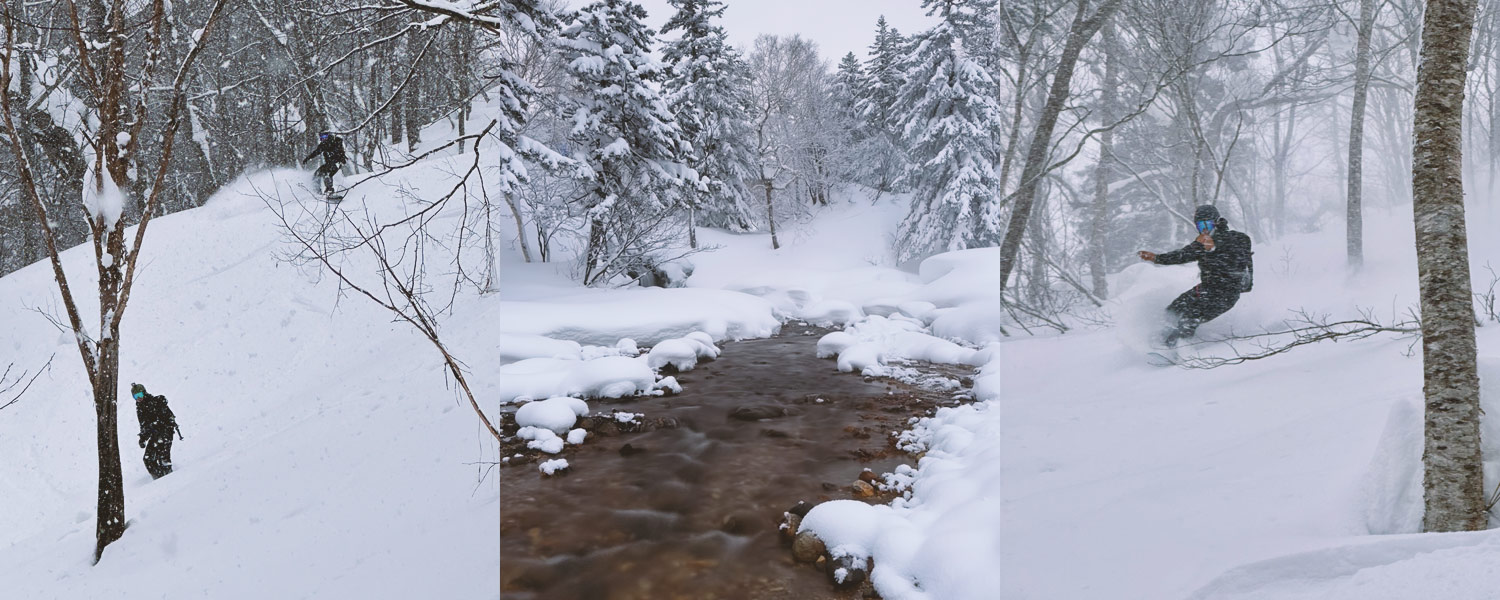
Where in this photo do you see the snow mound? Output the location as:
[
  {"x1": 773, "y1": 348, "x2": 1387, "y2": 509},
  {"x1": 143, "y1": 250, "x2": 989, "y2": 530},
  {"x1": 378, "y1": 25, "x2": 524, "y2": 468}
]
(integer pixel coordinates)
[
  {"x1": 495, "y1": 287, "x2": 780, "y2": 346},
  {"x1": 538, "y1": 459, "x2": 569, "y2": 475},
  {"x1": 796, "y1": 299, "x2": 865, "y2": 327},
  {"x1": 499, "y1": 333, "x2": 583, "y2": 364},
  {"x1": 518, "y1": 427, "x2": 566, "y2": 454},
  {"x1": 800, "y1": 499, "x2": 885, "y2": 561},
  {"x1": 820, "y1": 315, "x2": 985, "y2": 375},
  {"x1": 514, "y1": 397, "x2": 589, "y2": 434},
  {"x1": 911, "y1": 248, "x2": 999, "y2": 309},
  {"x1": 498, "y1": 355, "x2": 657, "y2": 403},
  {"x1": 1184, "y1": 531, "x2": 1500, "y2": 600},
  {"x1": 645, "y1": 332, "x2": 721, "y2": 371}
]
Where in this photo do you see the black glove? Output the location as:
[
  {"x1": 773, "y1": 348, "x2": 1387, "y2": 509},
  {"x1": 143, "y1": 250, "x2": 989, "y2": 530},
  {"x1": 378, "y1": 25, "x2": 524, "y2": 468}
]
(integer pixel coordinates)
[{"x1": 138, "y1": 436, "x2": 145, "y2": 448}]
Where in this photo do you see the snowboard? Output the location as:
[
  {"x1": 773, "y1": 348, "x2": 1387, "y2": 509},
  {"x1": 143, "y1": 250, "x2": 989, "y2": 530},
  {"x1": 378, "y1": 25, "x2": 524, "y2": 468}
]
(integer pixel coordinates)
[{"x1": 324, "y1": 189, "x2": 346, "y2": 202}]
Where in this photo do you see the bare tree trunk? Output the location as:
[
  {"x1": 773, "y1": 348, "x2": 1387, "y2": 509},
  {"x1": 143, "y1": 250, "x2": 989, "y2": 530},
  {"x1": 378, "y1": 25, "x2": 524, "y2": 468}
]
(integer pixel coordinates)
[
  {"x1": 92, "y1": 330, "x2": 124, "y2": 558},
  {"x1": 1347, "y1": 0, "x2": 1376, "y2": 269},
  {"x1": 998, "y1": 44, "x2": 1031, "y2": 195},
  {"x1": 763, "y1": 179, "x2": 780, "y2": 250},
  {"x1": 584, "y1": 216, "x2": 605, "y2": 285},
  {"x1": 502, "y1": 193, "x2": 532, "y2": 264},
  {"x1": 688, "y1": 205, "x2": 698, "y2": 249},
  {"x1": 1412, "y1": 0, "x2": 1485, "y2": 533},
  {"x1": 1088, "y1": 24, "x2": 1119, "y2": 298},
  {"x1": 998, "y1": 0, "x2": 1122, "y2": 291}
]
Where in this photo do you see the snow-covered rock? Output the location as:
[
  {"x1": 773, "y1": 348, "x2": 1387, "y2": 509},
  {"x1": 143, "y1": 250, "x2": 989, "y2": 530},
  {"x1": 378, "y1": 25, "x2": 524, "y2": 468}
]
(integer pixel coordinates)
[
  {"x1": 514, "y1": 397, "x2": 589, "y2": 434},
  {"x1": 538, "y1": 459, "x2": 569, "y2": 475}
]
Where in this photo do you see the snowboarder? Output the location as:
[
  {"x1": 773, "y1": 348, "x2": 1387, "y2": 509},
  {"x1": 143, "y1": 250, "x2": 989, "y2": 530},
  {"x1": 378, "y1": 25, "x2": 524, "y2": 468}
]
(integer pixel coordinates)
[
  {"x1": 303, "y1": 130, "x2": 346, "y2": 198},
  {"x1": 132, "y1": 383, "x2": 180, "y2": 479},
  {"x1": 1137, "y1": 204, "x2": 1254, "y2": 349}
]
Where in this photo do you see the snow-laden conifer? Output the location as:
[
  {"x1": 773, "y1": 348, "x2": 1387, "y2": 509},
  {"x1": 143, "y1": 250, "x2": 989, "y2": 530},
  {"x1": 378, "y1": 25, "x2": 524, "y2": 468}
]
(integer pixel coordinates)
[
  {"x1": 661, "y1": 0, "x2": 758, "y2": 239},
  {"x1": 892, "y1": 0, "x2": 1002, "y2": 260},
  {"x1": 557, "y1": 0, "x2": 695, "y2": 284}
]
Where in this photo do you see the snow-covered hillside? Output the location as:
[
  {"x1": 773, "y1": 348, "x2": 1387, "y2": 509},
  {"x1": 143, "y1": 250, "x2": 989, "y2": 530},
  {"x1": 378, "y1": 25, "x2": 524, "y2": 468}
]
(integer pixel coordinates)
[
  {"x1": 1003, "y1": 203, "x2": 1500, "y2": 599},
  {"x1": 0, "y1": 119, "x2": 505, "y2": 597}
]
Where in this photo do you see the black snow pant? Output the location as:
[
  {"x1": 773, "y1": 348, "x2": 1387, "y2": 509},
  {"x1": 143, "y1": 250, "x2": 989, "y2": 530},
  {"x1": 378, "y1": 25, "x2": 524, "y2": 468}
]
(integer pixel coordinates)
[
  {"x1": 1162, "y1": 284, "x2": 1241, "y2": 346},
  {"x1": 144, "y1": 435, "x2": 174, "y2": 479},
  {"x1": 314, "y1": 162, "x2": 342, "y2": 192}
]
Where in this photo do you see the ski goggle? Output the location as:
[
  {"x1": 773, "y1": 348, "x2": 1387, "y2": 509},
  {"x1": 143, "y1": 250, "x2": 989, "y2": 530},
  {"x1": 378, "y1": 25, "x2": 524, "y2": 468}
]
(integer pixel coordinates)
[
  {"x1": 1196, "y1": 219, "x2": 1215, "y2": 234},
  {"x1": 319, "y1": 133, "x2": 330, "y2": 140},
  {"x1": 132, "y1": 391, "x2": 144, "y2": 399}
]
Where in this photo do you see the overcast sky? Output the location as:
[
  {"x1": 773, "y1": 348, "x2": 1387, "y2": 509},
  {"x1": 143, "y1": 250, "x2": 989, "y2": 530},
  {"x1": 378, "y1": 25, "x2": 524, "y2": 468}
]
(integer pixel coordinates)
[{"x1": 619, "y1": 0, "x2": 938, "y2": 62}]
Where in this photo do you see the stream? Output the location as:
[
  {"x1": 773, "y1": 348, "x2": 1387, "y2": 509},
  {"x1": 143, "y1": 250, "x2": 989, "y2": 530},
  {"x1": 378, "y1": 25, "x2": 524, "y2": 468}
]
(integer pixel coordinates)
[{"x1": 499, "y1": 324, "x2": 973, "y2": 600}]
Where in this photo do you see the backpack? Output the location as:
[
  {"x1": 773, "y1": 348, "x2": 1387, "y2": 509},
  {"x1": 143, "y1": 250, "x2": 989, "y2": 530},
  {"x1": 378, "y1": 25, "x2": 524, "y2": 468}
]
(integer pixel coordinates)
[{"x1": 1238, "y1": 235, "x2": 1254, "y2": 293}]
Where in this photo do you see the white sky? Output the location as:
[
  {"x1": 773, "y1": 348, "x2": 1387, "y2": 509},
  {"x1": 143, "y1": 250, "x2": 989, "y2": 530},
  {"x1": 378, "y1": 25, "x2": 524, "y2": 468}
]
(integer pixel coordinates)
[{"x1": 620, "y1": 0, "x2": 938, "y2": 62}]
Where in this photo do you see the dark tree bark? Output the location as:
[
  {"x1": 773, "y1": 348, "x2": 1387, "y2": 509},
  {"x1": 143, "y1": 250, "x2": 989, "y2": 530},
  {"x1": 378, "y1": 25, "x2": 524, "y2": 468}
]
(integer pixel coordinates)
[
  {"x1": 1411, "y1": 0, "x2": 1485, "y2": 533},
  {"x1": 998, "y1": 0, "x2": 1122, "y2": 291},
  {"x1": 1347, "y1": 0, "x2": 1376, "y2": 269}
]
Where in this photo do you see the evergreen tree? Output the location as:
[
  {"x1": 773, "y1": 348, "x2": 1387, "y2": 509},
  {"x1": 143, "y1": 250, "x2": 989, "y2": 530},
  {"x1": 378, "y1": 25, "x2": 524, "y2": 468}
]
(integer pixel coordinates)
[
  {"x1": 833, "y1": 52, "x2": 869, "y2": 142},
  {"x1": 557, "y1": 0, "x2": 695, "y2": 285},
  {"x1": 660, "y1": 0, "x2": 758, "y2": 240},
  {"x1": 858, "y1": 16, "x2": 908, "y2": 194},
  {"x1": 892, "y1": 0, "x2": 1002, "y2": 260}
]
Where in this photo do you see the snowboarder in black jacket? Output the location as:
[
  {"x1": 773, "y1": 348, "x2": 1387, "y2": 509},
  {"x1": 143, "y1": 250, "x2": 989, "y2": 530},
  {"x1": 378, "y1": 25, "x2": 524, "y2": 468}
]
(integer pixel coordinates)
[
  {"x1": 303, "y1": 131, "x2": 345, "y2": 194},
  {"x1": 1137, "y1": 205, "x2": 1254, "y2": 347},
  {"x1": 132, "y1": 383, "x2": 179, "y2": 479}
]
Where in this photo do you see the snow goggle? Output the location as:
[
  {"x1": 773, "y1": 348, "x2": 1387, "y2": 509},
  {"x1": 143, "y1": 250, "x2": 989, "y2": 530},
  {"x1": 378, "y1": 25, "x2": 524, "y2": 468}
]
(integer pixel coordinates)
[
  {"x1": 1196, "y1": 219, "x2": 1215, "y2": 234},
  {"x1": 132, "y1": 391, "x2": 144, "y2": 399}
]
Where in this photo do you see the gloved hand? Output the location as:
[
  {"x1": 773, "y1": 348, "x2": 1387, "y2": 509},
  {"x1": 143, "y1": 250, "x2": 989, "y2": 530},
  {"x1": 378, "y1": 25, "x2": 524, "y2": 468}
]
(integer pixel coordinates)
[
  {"x1": 138, "y1": 436, "x2": 145, "y2": 449},
  {"x1": 1138, "y1": 250, "x2": 1156, "y2": 263},
  {"x1": 1196, "y1": 232, "x2": 1215, "y2": 251}
]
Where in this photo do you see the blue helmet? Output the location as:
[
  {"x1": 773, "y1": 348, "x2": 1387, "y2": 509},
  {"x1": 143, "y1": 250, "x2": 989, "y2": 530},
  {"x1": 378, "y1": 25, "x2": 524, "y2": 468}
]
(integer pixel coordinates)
[{"x1": 318, "y1": 131, "x2": 332, "y2": 141}]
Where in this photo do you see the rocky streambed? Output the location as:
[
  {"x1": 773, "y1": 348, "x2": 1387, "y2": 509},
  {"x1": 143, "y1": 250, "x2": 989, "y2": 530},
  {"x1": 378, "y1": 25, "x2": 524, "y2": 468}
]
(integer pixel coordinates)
[{"x1": 498, "y1": 324, "x2": 976, "y2": 600}]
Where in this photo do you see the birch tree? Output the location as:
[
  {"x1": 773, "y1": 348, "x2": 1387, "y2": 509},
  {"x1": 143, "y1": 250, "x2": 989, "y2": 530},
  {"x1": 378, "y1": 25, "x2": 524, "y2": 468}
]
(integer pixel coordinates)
[{"x1": 1411, "y1": 0, "x2": 1485, "y2": 533}]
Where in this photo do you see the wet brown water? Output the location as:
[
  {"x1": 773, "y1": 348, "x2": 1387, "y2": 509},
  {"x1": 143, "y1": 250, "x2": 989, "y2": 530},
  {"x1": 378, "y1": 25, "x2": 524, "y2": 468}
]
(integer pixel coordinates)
[{"x1": 499, "y1": 325, "x2": 967, "y2": 600}]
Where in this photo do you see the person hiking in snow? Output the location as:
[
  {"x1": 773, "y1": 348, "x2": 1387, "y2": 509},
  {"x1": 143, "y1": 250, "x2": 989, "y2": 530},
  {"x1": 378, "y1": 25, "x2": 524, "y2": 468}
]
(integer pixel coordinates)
[
  {"x1": 303, "y1": 131, "x2": 345, "y2": 195},
  {"x1": 1137, "y1": 205, "x2": 1254, "y2": 348},
  {"x1": 132, "y1": 383, "x2": 181, "y2": 479}
]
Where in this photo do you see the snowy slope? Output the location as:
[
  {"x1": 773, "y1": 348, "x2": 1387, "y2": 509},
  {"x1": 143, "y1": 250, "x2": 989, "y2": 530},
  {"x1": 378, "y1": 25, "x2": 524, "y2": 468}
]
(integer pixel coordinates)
[
  {"x1": 0, "y1": 111, "x2": 506, "y2": 597},
  {"x1": 1002, "y1": 203, "x2": 1500, "y2": 599}
]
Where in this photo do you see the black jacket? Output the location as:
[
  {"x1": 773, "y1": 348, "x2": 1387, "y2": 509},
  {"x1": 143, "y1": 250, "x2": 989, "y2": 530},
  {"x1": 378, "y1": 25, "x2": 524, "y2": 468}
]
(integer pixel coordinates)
[
  {"x1": 136, "y1": 394, "x2": 176, "y2": 442},
  {"x1": 304, "y1": 136, "x2": 346, "y2": 165},
  {"x1": 1155, "y1": 224, "x2": 1254, "y2": 293}
]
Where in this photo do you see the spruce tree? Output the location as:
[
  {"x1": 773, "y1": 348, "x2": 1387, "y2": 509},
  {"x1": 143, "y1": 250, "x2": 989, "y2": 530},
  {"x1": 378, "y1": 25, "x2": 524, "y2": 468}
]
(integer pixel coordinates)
[
  {"x1": 558, "y1": 0, "x2": 696, "y2": 285},
  {"x1": 892, "y1": 0, "x2": 1002, "y2": 260},
  {"x1": 858, "y1": 16, "x2": 908, "y2": 194},
  {"x1": 660, "y1": 0, "x2": 758, "y2": 240}
]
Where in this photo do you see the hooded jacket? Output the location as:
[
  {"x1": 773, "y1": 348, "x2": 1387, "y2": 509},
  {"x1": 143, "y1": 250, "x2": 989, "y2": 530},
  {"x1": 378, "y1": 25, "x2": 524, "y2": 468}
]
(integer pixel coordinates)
[{"x1": 1154, "y1": 222, "x2": 1253, "y2": 293}]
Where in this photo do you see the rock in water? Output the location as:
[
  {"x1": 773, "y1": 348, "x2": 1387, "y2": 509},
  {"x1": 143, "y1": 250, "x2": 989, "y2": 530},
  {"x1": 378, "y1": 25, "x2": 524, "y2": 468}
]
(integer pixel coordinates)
[
  {"x1": 780, "y1": 513, "x2": 802, "y2": 545},
  {"x1": 829, "y1": 554, "x2": 869, "y2": 588},
  {"x1": 851, "y1": 480, "x2": 876, "y2": 498},
  {"x1": 791, "y1": 531, "x2": 825, "y2": 563},
  {"x1": 729, "y1": 404, "x2": 797, "y2": 421},
  {"x1": 786, "y1": 501, "x2": 812, "y2": 518}
]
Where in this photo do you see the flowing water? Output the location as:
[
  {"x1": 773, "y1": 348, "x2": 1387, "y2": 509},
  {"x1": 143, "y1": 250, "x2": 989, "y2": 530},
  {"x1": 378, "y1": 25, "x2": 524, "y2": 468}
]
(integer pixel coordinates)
[{"x1": 499, "y1": 325, "x2": 970, "y2": 600}]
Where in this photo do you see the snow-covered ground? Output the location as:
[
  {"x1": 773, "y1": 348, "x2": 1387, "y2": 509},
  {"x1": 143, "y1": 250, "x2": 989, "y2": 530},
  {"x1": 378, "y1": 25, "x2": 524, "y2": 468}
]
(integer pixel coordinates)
[
  {"x1": 1003, "y1": 202, "x2": 1500, "y2": 599},
  {"x1": 0, "y1": 110, "x2": 505, "y2": 598}
]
